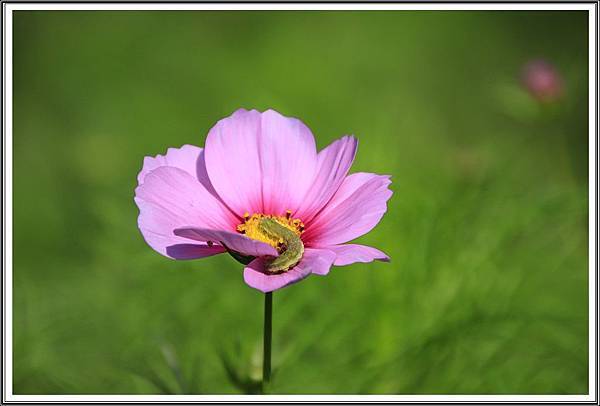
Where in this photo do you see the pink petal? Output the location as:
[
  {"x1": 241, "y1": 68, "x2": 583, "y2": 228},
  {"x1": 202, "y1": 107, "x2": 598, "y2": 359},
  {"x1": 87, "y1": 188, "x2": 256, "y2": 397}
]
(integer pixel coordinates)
[
  {"x1": 165, "y1": 244, "x2": 226, "y2": 260},
  {"x1": 204, "y1": 109, "x2": 318, "y2": 217},
  {"x1": 326, "y1": 244, "x2": 390, "y2": 266},
  {"x1": 242, "y1": 248, "x2": 336, "y2": 292},
  {"x1": 294, "y1": 136, "x2": 357, "y2": 223},
  {"x1": 136, "y1": 228, "x2": 225, "y2": 260},
  {"x1": 303, "y1": 173, "x2": 392, "y2": 246},
  {"x1": 137, "y1": 145, "x2": 218, "y2": 197},
  {"x1": 305, "y1": 248, "x2": 338, "y2": 275},
  {"x1": 135, "y1": 166, "x2": 238, "y2": 259},
  {"x1": 173, "y1": 227, "x2": 278, "y2": 258}
]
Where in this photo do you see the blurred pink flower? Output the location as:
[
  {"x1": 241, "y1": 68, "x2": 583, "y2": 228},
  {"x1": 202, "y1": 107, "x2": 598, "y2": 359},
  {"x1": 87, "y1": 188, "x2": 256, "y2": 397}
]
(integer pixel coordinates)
[
  {"x1": 521, "y1": 59, "x2": 564, "y2": 102},
  {"x1": 134, "y1": 109, "x2": 392, "y2": 292}
]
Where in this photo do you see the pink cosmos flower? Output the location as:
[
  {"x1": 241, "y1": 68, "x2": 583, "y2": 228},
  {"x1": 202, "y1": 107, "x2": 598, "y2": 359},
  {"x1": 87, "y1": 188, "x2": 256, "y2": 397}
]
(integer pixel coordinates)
[{"x1": 134, "y1": 109, "x2": 392, "y2": 293}]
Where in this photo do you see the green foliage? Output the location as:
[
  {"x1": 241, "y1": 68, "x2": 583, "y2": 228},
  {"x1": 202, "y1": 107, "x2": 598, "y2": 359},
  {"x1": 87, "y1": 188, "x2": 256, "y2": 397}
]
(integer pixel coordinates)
[{"x1": 12, "y1": 10, "x2": 588, "y2": 394}]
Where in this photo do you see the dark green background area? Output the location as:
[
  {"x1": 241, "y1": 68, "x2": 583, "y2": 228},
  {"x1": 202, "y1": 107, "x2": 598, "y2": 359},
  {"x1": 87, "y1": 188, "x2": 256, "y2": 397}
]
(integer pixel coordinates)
[{"x1": 12, "y1": 11, "x2": 589, "y2": 394}]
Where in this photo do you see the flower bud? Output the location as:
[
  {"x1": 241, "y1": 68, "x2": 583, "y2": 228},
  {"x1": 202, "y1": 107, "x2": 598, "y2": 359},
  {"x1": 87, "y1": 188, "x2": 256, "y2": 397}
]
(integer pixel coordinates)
[{"x1": 521, "y1": 59, "x2": 564, "y2": 102}]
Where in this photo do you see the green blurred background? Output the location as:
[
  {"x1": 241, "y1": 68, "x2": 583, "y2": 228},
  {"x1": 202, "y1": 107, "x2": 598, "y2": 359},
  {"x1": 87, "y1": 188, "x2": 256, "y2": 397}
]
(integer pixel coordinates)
[{"x1": 13, "y1": 11, "x2": 589, "y2": 394}]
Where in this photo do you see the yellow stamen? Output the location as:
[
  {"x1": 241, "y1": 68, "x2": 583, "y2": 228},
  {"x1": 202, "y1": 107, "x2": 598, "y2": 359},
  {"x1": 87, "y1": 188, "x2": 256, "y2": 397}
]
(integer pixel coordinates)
[{"x1": 237, "y1": 211, "x2": 304, "y2": 252}]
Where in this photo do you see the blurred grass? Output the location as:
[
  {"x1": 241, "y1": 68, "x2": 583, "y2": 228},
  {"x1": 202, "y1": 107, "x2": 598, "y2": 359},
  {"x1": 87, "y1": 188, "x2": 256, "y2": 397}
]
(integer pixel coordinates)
[{"x1": 12, "y1": 11, "x2": 588, "y2": 394}]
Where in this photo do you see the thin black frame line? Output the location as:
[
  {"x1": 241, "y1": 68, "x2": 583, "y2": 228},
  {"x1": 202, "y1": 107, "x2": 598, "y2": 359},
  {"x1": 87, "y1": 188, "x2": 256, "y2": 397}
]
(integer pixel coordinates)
[{"x1": 0, "y1": 1, "x2": 598, "y2": 4}]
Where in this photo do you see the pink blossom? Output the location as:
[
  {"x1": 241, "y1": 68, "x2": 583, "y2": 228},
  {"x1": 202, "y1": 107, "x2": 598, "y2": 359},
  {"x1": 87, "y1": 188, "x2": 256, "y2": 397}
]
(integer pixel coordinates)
[
  {"x1": 135, "y1": 109, "x2": 392, "y2": 292},
  {"x1": 521, "y1": 59, "x2": 564, "y2": 102}
]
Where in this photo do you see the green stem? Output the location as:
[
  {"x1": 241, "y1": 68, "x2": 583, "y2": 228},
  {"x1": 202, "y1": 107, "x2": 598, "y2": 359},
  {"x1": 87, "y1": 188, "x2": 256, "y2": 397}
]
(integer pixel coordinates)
[{"x1": 262, "y1": 292, "x2": 272, "y2": 392}]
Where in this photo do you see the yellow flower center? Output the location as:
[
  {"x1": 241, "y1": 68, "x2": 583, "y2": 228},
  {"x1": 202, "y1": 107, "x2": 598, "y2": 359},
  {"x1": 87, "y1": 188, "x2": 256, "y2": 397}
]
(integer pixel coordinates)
[{"x1": 237, "y1": 210, "x2": 304, "y2": 252}]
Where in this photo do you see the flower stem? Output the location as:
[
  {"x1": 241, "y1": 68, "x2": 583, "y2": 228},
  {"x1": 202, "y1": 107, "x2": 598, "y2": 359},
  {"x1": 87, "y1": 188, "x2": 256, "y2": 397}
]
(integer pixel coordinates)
[{"x1": 262, "y1": 291, "x2": 272, "y2": 392}]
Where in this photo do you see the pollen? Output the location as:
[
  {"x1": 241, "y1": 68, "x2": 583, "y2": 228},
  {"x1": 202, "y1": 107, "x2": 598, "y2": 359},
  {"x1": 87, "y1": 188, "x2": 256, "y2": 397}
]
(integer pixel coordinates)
[{"x1": 237, "y1": 211, "x2": 304, "y2": 251}]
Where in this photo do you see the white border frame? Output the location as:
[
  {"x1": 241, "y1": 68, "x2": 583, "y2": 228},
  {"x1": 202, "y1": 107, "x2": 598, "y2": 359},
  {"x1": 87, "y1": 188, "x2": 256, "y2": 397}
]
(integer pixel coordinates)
[{"x1": 2, "y1": 2, "x2": 597, "y2": 403}]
